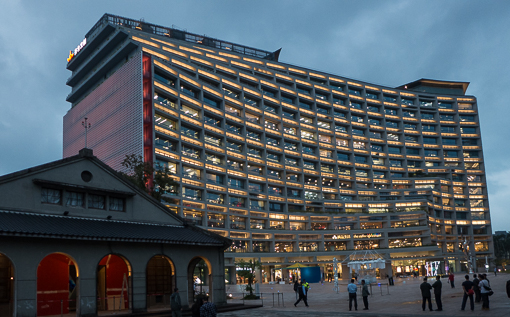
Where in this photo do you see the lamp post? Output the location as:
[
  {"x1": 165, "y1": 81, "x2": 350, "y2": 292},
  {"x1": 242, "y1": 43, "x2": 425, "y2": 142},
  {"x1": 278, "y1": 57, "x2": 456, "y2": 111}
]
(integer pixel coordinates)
[{"x1": 333, "y1": 257, "x2": 339, "y2": 294}]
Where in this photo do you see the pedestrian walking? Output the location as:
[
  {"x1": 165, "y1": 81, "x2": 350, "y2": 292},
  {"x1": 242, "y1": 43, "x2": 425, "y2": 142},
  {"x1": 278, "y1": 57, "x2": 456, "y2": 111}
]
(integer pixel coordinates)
[
  {"x1": 170, "y1": 288, "x2": 182, "y2": 317},
  {"x1": 420, "y1": 277, "x2": 433, "y2": 312},
  {"x1": 200, "y1": 297, "x2": 217, "y2": 317},
  {"x1": 293, "y1": 280, "x2": 300, "y2": 300},
  {"x1": 347, "y1": 278, "x2": 358, "y2": 311},
  {"x1": 432, "y1": 276, "x2": 442, "y2": 311},
  {"x1": 448, "y1": 272, "x2": 455, "y2": 288},
  {"x1": 294, "y1": 280, "x2": 309, "y2": 307},
  {"x1": 461, "y1": 275, "x2": 474, "y2": 311},
  {"x1": 302, "y1": 279, "x2": 310, "y2": 295},
  {"x1": 479, "y1": 274, "x2": 491, "y2": 310},
  {"x1": 361, "y1": 280, "x2": 370, "y2": 310},
  {"x1": 472, "y1": 274, "x2": 481, "y2": 303},
  {"x1": 494, "y1": 267, "x2": 497, "y2": 276}
]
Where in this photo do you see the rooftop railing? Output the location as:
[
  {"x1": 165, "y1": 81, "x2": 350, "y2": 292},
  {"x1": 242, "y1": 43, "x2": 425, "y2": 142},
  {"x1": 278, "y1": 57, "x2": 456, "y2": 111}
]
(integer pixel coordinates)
[{"x1": 86, "y1": 13, "x2": 277, "y2": 60}]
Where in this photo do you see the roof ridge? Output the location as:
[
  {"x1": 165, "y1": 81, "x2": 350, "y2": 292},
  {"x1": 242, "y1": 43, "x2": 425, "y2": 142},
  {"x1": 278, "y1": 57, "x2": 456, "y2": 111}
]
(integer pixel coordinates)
[{"x1": 0, "y1": 209, "x2": 183, "y2": 228}]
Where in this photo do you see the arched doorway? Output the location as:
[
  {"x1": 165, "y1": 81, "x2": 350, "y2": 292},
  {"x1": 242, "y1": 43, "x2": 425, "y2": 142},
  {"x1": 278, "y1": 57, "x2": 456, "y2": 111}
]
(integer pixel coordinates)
[
  {"x1": 37, "y1": 253, "x2": 78, "y2": 316},
  {"x1": 146, "y1": 255, "x2": 175, "y2": 310},
  {"x1": 0, "y1": 253, "x2": 14, "y2": 317},
  {"x1": 97, "y1": 254, "x2": 131, "y2": 313},
  {"x1": 187, "y1": 257, "x2": 212, "y2": 305}
]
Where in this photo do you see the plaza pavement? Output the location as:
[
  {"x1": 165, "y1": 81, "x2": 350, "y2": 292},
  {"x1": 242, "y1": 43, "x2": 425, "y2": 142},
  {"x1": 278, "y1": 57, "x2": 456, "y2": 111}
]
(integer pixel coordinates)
[{"x1": 220, "y1": 273, "x2": 510, "y2": 317}]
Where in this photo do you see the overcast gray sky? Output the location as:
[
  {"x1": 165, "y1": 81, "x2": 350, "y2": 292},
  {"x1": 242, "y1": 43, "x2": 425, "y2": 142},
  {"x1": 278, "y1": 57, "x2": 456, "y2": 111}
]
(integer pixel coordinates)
[{"x1": 0, "y1": 0, "x2": 508, "y2": 232}]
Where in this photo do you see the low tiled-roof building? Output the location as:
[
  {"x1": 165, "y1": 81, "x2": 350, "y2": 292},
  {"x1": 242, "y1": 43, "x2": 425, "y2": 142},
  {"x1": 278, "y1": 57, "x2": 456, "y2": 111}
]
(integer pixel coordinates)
[{"x1": 0, "y1": 149, "x2": 230, "y2": 317}]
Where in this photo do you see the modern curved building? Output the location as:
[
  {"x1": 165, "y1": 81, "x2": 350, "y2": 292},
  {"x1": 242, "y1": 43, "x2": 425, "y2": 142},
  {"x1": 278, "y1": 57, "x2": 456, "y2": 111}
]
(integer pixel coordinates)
[{"x1": 63, "y1": 14, "x2": 493, "y2": 282}]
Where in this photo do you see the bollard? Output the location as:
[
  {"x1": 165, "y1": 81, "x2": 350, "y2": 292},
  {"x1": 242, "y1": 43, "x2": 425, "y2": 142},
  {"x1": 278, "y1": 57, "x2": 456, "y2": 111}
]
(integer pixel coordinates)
[
  {"x1": 61, "y1": 299, "x2": 63, "y2": 317},
  {"x1": 380, "y1": 284, "x2": 382, "y2": 296},
  {"x1": 261, "y1": 292, "x2": 263, "y2": 306},
  {"x1": 282, "y1": 292, "x2": 284, "y2": 307},
  {"x1": 272, "y1": 293, "x2": 274, "y2": 307}
]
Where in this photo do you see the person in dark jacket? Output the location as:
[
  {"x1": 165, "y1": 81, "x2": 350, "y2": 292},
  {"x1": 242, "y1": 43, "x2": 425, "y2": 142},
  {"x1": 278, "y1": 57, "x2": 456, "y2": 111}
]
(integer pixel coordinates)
[
  {"x1": 191, "y1": 298, "x2": 203, "y2": 317},
  {"x1": 461, "y1": 274, "x2": 474, "y2": 311},
  {"x1": 293, "y1": 280, "x2": 300, "y2": 299},
  {"x1": 420, "y1": 277, "x2": 433, "y2": 311},
  {"x1": 200, "y1": 297, "x2": 217, "y2": 317},
  {"x1": 170, "y1": 288, "x2": 182, "y2": 317},
  {"x1": 294, "y1": 281, "x2": 308, "y2": 307},
  {"x1": 473, "y1": 274, "x2": 481, "y2": 303},
  {"x1": 432, "y1": 276, "x2": 442, "y2": 311},
  {"x1": 361, "y1": 280, "x2": 370, "y2": 310}
]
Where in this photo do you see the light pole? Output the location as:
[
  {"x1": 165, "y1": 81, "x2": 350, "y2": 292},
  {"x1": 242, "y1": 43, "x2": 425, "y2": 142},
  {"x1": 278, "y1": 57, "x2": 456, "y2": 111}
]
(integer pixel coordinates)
[
  {"x1": 82, "y1": 117, "x2": 91, "y2": 148},
  {"x1": 333, "y1": 257, "x2": 339, "y2": 294}
]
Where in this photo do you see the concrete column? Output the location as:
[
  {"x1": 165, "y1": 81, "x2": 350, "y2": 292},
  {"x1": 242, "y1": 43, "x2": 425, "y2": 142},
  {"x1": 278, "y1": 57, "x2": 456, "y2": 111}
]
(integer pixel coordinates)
[
  {"x1": 131, "y1": 268, "x2": 147, "y2": 313},
  {"x1": 78, "y1": 271, "x2": 98, "y2": 317},
  {"x1": 255, "y1": 258, "x2": 262, "y2": 285},
  {"x1": 341, "y1": 263, "x2": 350, "y2": 280},
  {"x1": 212, "y1": 250, "x2": 227, "y2": 305},
  {"x1": 454, "y1": 259, "x2": 461, "y2": 273},
  {"x1": 379, "y1": 262, "x2": 393, "y2": 280},
  {"x1": 14, "y1": 259, "x2": 37, "y2": 317},
  {"x1": 175, "y1": 263, "x2": 190, "y2": 308}
]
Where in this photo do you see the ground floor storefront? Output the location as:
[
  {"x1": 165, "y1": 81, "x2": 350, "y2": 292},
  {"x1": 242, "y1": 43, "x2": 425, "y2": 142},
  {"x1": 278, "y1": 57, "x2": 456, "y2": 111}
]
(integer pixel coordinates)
[{"x1": 225, "y1": 249, "x2": 493, "y2": 285}]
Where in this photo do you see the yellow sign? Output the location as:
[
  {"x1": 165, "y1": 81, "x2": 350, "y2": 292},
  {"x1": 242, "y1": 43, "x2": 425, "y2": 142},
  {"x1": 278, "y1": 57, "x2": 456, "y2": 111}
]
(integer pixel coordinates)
[
  {"x1": 67, "y1": 51, "x2": 75, "y2": 63},
  {"x1": 67, "y1": 38, "x2": 87, "y2": 63}
]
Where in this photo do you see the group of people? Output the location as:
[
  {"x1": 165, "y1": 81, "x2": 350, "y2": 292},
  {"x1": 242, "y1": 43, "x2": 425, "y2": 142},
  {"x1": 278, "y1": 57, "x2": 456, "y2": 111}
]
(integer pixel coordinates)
[
  {"x1": 347, "y1": 279, "x2": 370, "y2": 310},
  {"x1": 420, "y1": 273, "x2": 494, "y2": 311},
  {"x1": 170, "y1": 287, "x2": 217, "y2": 317}
]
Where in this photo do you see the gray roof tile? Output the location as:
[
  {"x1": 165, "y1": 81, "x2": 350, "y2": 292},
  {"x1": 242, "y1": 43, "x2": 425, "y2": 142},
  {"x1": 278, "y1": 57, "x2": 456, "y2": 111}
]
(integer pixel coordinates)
[{"x1": 0, "y1": 210, "x2": 226, "y2": 246}]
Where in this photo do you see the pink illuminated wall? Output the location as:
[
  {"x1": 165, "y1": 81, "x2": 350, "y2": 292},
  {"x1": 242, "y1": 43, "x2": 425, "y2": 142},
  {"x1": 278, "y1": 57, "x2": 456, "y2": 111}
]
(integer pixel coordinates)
[{"x1": 63, "y1": 51, "x2": 144, "y2": 173}]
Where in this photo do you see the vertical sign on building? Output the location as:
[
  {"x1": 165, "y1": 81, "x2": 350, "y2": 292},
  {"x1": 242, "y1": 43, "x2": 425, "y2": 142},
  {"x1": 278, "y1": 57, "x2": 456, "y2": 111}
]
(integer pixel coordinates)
[{"x1": 142, "y1": 54, "x2": 154, "y2": 188}]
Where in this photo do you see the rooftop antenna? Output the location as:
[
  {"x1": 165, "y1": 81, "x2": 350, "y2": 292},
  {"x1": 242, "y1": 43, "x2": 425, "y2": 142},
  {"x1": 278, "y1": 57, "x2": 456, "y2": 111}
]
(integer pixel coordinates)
[{"x1": 82, "y1": 117, "x2": 91, "y2": 148}]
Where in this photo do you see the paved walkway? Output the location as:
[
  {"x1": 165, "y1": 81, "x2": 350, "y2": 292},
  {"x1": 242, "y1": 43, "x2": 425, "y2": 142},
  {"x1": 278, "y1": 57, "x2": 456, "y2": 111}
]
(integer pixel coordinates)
[{"x1": 220, "y1": 273, "x2": 510, "y2": 316}]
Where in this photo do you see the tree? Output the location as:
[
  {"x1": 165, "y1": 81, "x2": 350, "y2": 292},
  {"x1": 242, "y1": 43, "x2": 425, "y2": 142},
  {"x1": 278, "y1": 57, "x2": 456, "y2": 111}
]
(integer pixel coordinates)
[
  {"x1": 494, "y1": 232, "x2": 510, "y2": 263},
  {"x1": 120, "y1": 154, "x2": 178, "y2": 201},
  {"x1": 236, "y1": 259, "x2": 262, "y2": 297}
]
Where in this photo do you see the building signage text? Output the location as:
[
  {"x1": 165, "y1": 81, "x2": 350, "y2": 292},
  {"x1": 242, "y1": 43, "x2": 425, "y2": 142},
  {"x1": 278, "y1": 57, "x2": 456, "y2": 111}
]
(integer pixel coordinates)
[{"x1": 67, "y1": 38, "x2": 87, "y2": 63}]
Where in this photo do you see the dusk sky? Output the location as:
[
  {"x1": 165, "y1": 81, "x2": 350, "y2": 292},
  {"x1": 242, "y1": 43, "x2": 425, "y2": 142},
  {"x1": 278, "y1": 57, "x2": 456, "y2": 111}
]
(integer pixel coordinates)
[{"x1": 0, "y1": 1, "x2": 508, "y2": 232}]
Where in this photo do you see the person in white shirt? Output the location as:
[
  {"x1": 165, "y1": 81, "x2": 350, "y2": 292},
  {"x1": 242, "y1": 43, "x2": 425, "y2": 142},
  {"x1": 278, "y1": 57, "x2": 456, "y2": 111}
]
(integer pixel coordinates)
[{"x1": 479, "y1": 274, "x2": 491, "y2": 310}]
